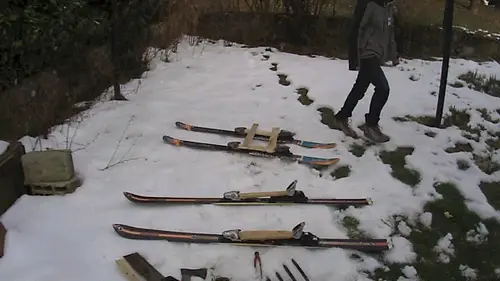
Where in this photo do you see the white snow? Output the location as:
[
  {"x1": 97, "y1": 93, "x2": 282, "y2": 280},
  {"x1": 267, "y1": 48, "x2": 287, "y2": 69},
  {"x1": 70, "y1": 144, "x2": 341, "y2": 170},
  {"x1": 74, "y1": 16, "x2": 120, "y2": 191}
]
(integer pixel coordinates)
[
  {"x1": 459, "y1": 264, "x2": 478, "y2": 280},
  {"x1": 385, "y1": 235, "x2": 417, "y2": 263},
  {"x1": 0, "y1": 140, "x2": 8, "y2": 155},
  {"x1": 419, "y1": 212, "x2": 433, "y2": 228},
  {"x1": 466, "y1": 222, "x2": 489, "y2": 244},
  {"x1": 402, "y1": 265, "x2": 418, "y2": 279},
  {"x1": 0, "y1": 37, "x2": 500, "y2": 281},
  {"x1": 397, "y1": 221, "x2": 412, "y2": 236},
  {"x1": 434, "y1": 233, "x2": 455, "y2": 263}
]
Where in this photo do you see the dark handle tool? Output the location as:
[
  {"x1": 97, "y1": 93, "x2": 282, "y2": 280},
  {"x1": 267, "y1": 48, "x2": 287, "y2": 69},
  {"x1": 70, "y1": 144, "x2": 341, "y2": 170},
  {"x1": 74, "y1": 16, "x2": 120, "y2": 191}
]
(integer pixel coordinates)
[
  {"x1": 283, "y1": 265, "x2": 297, "y2": 281},
  {"x1": 180, "y1": 268, "x2": 208, "y2": 281},
  {"x1": 291, "y1": 259, "x2": 310, "y2": 281}
]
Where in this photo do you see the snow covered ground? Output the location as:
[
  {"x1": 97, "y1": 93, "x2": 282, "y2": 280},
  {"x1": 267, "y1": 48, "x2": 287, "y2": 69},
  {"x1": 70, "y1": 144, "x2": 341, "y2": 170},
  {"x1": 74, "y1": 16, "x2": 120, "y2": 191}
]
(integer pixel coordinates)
[{"x1": 0, "y1": 37, "x2": 499, "y2": 281}]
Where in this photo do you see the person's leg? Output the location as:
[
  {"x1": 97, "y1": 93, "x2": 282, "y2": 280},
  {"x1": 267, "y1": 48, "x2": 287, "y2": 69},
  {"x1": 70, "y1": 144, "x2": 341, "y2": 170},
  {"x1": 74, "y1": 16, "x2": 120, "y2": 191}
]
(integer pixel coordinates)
[
  {"x1": 332, "y1": 58, "x2": 372, "y2": 138},
  {"x1": 360, "y1": 57, "x2": 391, "y2": 142},
  {"x1": 365, "y1": 60, "x2": 390, "y2": 125},
  {"x1": 336, "y1": 60, "x2": 371, "y2": 120}
]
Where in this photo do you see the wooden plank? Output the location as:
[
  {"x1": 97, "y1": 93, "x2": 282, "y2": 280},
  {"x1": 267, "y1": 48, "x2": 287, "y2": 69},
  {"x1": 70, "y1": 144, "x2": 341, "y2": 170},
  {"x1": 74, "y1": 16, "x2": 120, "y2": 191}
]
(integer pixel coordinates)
[
  {"x1": 241, "y1": 123, "x2": 259, "y2": 148},
  {"x1": 239, "y1": 230, "x2": 294, "y2": 241},
  {"x1": 266, "y1": 127, "x2": 280, "y2": 152},
  {"x1": 115, "y1": 258, "x2": 144, "y2": 281},
  {"x1": 123, "y1": 252, "x2": 166, "y2": 281},
  {"x1": 238, "y1": 191, "x2": 289, "y2": 199}
]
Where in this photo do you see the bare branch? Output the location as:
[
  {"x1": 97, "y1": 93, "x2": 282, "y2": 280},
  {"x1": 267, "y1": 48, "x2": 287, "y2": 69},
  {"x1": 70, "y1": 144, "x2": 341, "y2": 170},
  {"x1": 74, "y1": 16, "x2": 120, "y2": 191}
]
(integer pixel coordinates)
[
  {"x1": 72, "y1": 133, "x2": 101, "y2": 152},
  {"x1": 99, "y1": 115, "x2": 145, "y2": 171}
]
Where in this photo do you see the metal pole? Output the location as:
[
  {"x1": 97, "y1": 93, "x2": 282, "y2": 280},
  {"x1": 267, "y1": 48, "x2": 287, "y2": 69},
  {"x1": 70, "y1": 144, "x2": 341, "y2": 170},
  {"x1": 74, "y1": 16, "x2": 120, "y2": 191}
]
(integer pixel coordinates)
[{"x1": 435, "y1": 0, "x2": 455, "y2": 127}]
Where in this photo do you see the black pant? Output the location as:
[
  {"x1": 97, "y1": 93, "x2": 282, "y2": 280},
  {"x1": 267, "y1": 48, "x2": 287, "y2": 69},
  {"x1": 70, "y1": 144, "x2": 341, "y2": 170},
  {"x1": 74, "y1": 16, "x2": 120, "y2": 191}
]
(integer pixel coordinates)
[{"x1": 337, "y1": 56, "x2": 390, "y2": 126}]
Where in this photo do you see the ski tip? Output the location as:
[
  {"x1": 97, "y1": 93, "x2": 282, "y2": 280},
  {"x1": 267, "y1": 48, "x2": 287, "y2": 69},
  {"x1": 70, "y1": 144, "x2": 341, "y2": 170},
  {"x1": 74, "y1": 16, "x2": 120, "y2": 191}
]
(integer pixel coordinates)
[
  {"x1": 163, "y1": 135, "x2": 181, "y2": 146},
  {"x1": 123, "y1": 192, "x2": 135, "y2": 200},
  {"x1": 112, "y1": 224, "x2": 125, "y2": 231},
  {"x1": 302, "y1": 157, "x2": 340, "y2": 166},
  {"x1": 299, "y1": 141, "x2": 337, "y2": 149},
  {"x1": 175, "y1": 121, "x2": 192, "y2": 130}
]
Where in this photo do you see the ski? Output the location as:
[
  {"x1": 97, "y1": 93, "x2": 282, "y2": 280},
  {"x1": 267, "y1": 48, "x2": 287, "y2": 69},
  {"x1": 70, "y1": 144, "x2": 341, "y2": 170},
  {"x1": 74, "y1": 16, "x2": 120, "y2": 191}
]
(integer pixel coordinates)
[
  {"x1": 112, "y1": 222, "x2": 391, "y2": 252},
  {"x1": 123, "y1": 180, "x2": 372, "y2": 208},
  {"x1": 163, "y1": 135, "x2": 339, "y2": 166},
  {"x1": 175, "y1": 121, "x2": 336, "y2": 149}
]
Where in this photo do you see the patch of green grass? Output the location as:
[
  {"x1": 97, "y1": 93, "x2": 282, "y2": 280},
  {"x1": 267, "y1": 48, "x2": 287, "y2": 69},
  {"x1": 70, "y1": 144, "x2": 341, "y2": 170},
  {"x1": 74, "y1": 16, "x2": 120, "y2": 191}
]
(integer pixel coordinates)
[
  {"x1": 442, "y1": 106, "x2": 470, "y2": 129},
  {"x1": 425, "y1": 130, "x2": 437, "y2": 138},
  {"x1": 479, "y1": 181, "x2": 500, "y2": 211},
  {"x1": 295, "y1": 87, "x2": 314, "y2": 106},
  {"x1": 394, "y1": 107, "x2": 485, "y2": 141},
  {"x1": 449, "y1": 81, "x2": 465, "y2": 88},
  {"x1": 456, "y1": 159, "x2": 471, "y2": 171},
  {"x1": 445, "y1": 141, "x2": 474, "y2": 153},
  {"x1": 277, "y1": 74, "x2": 290, "y2": 86},
  {"x1": 331, "y1": 165, "x2": 351, "y2": 179},
  {"x1": 317, "y1": 107, "x2": 337, "y2": 130},
  {"x1": 373, "y1": 182, "x2": 500, "y2": 281},
  {"x1": 477, "y1": 108, "x2": 499, "y2": 124},
  {"x1": 349, "y1": 143, "x2": 366, "y2": 158},
  {"x1": 473, "y1": 153, "x2": 500, "y2": 175},
  {"x1": 458, "y1": 70, "x2": 500, "y2": 98},
  {"x1": 379, "y1": 146, "x2": 421, "y2": 187},
  {"x1": 443, "y1": 107, "x2": 486, "y2": 141},
  {"x1": 392, "y1": 115, "x2": 436, "y2": 127},
  {"x1": 342, "y1": 216, "x2": 371, "y2": 239},
  {"x1": 297, "y1": 95, "x2": 313, "y2": 105},
  {"x1": 485, "y1": 137, "x2": 500, "y2": 151}
]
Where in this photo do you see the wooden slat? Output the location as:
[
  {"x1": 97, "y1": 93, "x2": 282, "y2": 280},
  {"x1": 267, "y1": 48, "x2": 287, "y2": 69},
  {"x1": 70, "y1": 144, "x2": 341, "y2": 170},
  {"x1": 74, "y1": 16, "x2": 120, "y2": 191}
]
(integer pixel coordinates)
[
  {"x1": 239, "y1": 230, "x2": 294, "y2": 241},
  {"x1": 241, "y1": 123, "x2": 259, "y2": 148},
  {"x1": 266, "y1": 127, "x2": 280, "y2": 152},
  {"x1": 115, "y1": 258, "x2": 143, "y2": 281}
]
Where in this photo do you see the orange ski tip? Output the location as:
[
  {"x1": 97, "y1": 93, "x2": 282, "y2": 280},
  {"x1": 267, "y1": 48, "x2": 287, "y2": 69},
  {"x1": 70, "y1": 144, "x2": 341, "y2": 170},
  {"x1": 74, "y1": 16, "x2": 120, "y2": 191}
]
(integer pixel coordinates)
[
  {"x1": 311, "y1": 158, "x2": 340, "y2": 165},
  {"x1": 311, "y1": 143, "x2": 336, "y2": 149},
  {"x1": 177, "y1": 122, "x2": 192, "y2": 130}
]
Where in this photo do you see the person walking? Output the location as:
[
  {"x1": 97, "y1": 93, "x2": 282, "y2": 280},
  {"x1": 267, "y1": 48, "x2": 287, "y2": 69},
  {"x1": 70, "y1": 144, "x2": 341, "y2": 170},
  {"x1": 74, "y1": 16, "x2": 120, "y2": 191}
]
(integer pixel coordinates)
[{"x1": 332, "y1": 0, "x2": 399, "y2": 143}]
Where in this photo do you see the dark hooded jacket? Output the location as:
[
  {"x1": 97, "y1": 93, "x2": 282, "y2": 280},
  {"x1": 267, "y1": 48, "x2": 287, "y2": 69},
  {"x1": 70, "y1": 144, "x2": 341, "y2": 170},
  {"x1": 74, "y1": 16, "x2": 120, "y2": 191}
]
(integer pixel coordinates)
[{"x1": 348, "y1": 0, "x2": 398, "y2": 70}]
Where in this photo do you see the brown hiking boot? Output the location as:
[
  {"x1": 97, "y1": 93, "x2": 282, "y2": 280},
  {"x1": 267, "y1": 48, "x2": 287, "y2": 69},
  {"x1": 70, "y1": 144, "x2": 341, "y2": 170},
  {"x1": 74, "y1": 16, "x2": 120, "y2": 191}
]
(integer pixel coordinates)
[
  {"x1": 332, "y1": 115, "x2": 358, "y2": 138},
  {"x1": 359, "y1": 123, "x2": 390, "y2": 143}
]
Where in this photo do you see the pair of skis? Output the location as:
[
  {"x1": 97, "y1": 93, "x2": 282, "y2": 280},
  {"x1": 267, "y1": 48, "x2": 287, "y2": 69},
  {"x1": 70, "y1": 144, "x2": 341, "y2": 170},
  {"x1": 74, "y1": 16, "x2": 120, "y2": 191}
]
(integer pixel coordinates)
[
  {"x1": 163, "y1": 122, "x2": 340, "y2": 166},
  {"x1": 115, "y1": 181, "x2": 390, "y2": 252}
]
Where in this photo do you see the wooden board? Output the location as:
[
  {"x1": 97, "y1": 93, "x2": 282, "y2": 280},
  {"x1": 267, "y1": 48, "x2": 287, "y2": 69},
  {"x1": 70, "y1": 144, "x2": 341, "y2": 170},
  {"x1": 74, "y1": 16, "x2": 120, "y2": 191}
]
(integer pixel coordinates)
[{"x1": 123, "y1": 252, "x2": 166, "y2": 281}]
